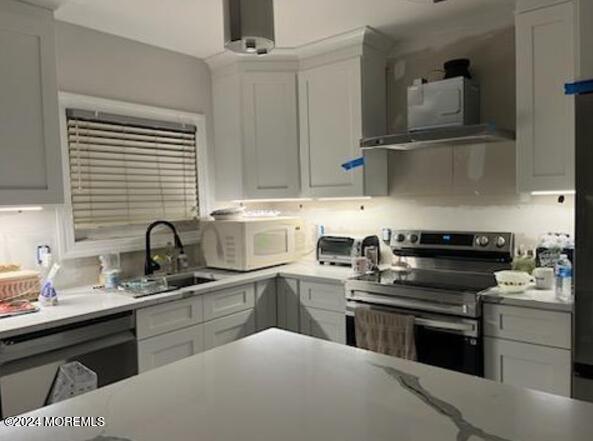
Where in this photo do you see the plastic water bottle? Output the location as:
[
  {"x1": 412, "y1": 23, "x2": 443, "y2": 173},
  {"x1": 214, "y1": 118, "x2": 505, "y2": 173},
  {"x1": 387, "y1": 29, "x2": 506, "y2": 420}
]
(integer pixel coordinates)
[{"x1": 555, "y1": 255, "x2": 573, "y2": 302}]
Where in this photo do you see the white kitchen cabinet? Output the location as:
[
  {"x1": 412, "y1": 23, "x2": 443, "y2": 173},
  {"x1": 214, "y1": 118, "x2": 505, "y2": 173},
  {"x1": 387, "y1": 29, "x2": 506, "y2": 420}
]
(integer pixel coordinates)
[
  {"x1": 210, "y1": 62, "x2": 300, "y2": 201},
  {"x1": 138, "y1": 324, "x2": 204, "y2": 373},
  {"x1": 516, "y1": 1, "x2": 576, "y2": 192},
  {"x1": 299, "y1": 280, "x2": 346, "y2": 312},
  {"x1": 483, "y1": 303, "x2": 572, "y2": 396},
  {"x1": 300, "y1": 307, "x2": 346, "y2": 344},
  {"x1": 241, "y1": 72, "x2": 300, "y2": 199},
  {"x1": 203, "y1": 284, "x2": 255, "y2": 322},
  {"x1": 255, "y1": 279, "x2": 277, "y2": 332},
  {"x1": 484, "y1": 337, "x2": 571, "y2": 397},
  {"x1": 483, "y1": 304, "x2": 571, "y2": 349},
  {"x1": 277, "y1": 277, "x2": 300, "y2": 332},
  {"x1": 203, "y1": 309, "x2": 256, "y2": 350},
  {"x1": 136, "y1": 297, "x2": 204, "y2": 340},
  {"x1": 0, "y1": 0, "x2": 63, "y2": 205},
  {"x1": 298, "y1": 48, "x2": 389, "y2": 198}
]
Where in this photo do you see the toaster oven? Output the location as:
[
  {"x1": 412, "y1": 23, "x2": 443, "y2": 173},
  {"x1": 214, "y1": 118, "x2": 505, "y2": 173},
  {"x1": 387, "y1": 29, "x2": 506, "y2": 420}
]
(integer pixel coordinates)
[{"x1": 317, "y1": 236, "x2": 362, "y2": 266}]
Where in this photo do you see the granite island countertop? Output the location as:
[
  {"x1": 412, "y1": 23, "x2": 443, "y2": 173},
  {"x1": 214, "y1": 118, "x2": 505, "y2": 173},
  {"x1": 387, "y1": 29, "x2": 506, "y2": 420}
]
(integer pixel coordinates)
[{"x1": 2, "y1": 329, "x2": 592, "y2": 441}]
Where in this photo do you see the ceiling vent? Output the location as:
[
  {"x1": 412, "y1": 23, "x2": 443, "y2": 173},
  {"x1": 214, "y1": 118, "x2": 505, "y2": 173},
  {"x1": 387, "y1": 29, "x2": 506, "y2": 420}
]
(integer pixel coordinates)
[{"x1": 223, "y1": 0, "x2": 275, "y2": 56}]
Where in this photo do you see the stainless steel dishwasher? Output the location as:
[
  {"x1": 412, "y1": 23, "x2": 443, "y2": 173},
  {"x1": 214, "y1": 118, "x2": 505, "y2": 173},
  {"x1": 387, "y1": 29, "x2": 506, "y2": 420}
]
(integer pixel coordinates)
[{"x1": 0, "y1": 312, "x2": 137, "y2": 418}]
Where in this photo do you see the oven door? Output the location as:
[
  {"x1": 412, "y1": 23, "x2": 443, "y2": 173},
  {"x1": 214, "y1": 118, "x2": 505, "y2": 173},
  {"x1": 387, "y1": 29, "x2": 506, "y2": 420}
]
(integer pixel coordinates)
[{"x1": 346, "y1": 301, "x2": 482, "y2": 377}]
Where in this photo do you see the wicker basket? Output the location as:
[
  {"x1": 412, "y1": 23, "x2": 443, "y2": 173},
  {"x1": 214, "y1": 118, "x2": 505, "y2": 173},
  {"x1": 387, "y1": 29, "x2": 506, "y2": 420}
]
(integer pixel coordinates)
[{"x1": 0, "y1": 270, "x2": 41, "y2": 302}]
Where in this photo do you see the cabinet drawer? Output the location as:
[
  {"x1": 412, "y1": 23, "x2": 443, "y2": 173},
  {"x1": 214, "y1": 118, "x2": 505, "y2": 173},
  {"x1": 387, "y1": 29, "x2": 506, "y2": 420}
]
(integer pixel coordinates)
[
  {"x1": 484, "y1": 337, "x2": 571, "y2": 397},
  {"x1": 483, "y1": 304, "x2": 571, "y2": 349},
  {"x1": 204, "y1": 310, "x2": 256, "y2": 350},
  {"x1": 300, "y1": 307, "x2": 346, "y2": 344},
  {"x1": 203, "y1": 284, "x2": 256, "y2": 321},
  {"x1": 299, "y1": 280, "x2": 345, "y2": 312},
  {"x1": 137, "y1": 297, "x2": 204, "y2": 340},
  {"x1": 137, "y1": 324, "x2": 204, "y2": 373}
]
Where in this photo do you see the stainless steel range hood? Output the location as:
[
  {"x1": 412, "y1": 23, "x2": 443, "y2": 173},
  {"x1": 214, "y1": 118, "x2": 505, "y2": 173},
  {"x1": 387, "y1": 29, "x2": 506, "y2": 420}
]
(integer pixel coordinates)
[{"x1": 360, "y1": 124, "x2": 515, "y2": 151}]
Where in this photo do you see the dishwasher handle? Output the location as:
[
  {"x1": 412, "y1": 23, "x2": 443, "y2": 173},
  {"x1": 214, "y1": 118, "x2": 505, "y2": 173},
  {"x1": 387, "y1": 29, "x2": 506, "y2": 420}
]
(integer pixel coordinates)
[
  {"x1": 0, "y1": 330, "x2": 135, "y2": 377},
  {"x1": 0, "y1": 313, "x2": 134, "y2": 365}
]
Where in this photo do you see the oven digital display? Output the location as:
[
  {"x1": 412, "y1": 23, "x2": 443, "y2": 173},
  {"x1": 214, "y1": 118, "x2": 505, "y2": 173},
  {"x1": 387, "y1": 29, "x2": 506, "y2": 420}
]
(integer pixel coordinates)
[{"x1": 420, "y1": 233, "x2": 475, "y2": 247}]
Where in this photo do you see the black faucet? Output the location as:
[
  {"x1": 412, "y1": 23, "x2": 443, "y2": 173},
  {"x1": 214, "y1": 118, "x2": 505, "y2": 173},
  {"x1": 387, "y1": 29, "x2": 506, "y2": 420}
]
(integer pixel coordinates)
[{"x1": 145, "y1": 220, "x2": 185, "y2": 276}]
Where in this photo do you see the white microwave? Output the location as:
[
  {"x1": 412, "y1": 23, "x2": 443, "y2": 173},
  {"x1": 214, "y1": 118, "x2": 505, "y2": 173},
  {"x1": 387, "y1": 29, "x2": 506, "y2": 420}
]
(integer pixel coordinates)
[{"x1": 200, "y1": 217, "x2": 305, "y2": 271}]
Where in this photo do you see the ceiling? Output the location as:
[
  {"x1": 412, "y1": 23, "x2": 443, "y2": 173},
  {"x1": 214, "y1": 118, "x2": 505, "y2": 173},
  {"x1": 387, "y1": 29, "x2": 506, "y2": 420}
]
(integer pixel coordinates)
[{"x1": 31, "y1": 0, "x2": 516, "y2": 59}]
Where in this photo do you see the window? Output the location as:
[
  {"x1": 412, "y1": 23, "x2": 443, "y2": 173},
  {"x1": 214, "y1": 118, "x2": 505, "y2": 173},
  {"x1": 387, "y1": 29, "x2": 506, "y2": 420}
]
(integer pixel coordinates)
[{"x1": 57, "y1": 93, "x2": 209, "y2": 258}]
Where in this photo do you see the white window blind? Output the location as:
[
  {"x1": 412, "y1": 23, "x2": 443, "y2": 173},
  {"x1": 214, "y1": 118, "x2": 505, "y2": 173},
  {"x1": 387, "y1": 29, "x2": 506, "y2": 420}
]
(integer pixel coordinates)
[{"x1": 66, "y1": 109, "x2": 199, "y2": 229}]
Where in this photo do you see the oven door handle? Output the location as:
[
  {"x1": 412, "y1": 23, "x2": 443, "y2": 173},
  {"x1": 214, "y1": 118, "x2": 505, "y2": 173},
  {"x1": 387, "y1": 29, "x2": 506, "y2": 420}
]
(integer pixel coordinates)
[
  {"x1": 413, "y1": 318, "x2": 476, "y2": 333},
  {"x1": 346, "y1": 301, "x2": 478, "y2": 336}
]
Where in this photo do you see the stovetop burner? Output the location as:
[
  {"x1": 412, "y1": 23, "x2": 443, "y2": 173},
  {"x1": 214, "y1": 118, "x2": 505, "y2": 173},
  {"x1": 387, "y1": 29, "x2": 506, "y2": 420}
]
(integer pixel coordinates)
[{"x1": 352, "y1": 268, "x2": 497, "y2": 294}]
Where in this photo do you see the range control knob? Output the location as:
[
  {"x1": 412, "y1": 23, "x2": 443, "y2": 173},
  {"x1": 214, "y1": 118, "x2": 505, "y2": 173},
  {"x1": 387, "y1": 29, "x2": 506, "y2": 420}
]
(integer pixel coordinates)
[
  {"x1": 477, "y1": 236, "x2": 490, "y2": 247},
  {"x1": 496, "y1": 236, "x2": 506, "y2": 248},
  {"x1": 409, "y1": 234, "x2": 419, "y2": 244},
  {"x1": 396, "y1": 234, "x2": 406, "y2": 243}
]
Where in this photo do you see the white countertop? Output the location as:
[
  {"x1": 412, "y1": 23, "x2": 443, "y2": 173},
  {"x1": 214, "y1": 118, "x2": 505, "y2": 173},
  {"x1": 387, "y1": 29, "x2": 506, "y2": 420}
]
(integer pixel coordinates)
[
  {"x1": 0, "y1": 259, "x2": 572, "y2": 340},
  {"x1": 0, "y1": 261, "x2": 355, "y2": 339},
  {"x1": 481, "y1": 286, "x2": 573, "y2": 312},
  {"x1": 2, "y1": 329, "x2": 592, "y2": 441}
]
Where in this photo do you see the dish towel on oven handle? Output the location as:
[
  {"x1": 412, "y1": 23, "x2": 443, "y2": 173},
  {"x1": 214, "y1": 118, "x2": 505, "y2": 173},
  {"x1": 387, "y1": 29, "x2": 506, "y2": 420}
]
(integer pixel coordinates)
[{"x1": 354, "y1": 308, "x2": 417, "y2": 361}]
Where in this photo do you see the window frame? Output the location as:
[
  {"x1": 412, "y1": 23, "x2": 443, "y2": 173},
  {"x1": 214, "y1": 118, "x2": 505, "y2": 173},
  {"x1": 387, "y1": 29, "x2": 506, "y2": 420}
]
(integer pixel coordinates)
[{"x1": 56, "y1": 92, "x2": 210, "y2": 259}]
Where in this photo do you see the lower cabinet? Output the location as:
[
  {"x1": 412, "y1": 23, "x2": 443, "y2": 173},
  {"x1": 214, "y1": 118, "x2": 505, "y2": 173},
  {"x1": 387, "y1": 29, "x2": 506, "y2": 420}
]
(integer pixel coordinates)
[
  {"x1": 279, "y1": 277, "x2": 347, "y2": 344},
  {"x1": 136, "y1": 282, "x2": 258, "y2": 373},
  {"x1": 484, "y1": 337, "x2": 571, "y2": 397},
  {"x1": 204, "y1": 310, "x2": 256, "y2": 350},
  {"x1": 255, "y1": 279, "x2": 277, "y2": 332},
  {"x1": 277, "y1": 277, "x2": 300, "y2": 332},
  {"x1": 483, "y1": 303, "x2": 573, "y2": 397},
  {"x1": 138, "y1": 324, "x2": 205, "y2": 373},
  {"x1": 300, "y1": 307, "x2": 346, "y2": 344}
]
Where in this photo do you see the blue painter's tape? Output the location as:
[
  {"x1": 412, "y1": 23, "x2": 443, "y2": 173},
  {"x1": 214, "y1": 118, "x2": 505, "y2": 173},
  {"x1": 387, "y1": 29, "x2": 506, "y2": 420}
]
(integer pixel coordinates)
[
  {"x1": 341, "y1": 156, "x2": 365, "y2": 171},
  {"x1": 565, "y1": 80, "x2": 593, "y2": 95}
]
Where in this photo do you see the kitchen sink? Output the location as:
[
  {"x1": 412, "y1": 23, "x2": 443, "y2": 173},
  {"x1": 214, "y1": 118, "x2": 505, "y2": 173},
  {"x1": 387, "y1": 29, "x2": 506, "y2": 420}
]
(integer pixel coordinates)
[
  {"x1": 120, "y1": 272, "x2": 217, "y2": 298},
  {"x1": 166, "y1": 273, "x2": 217, "y2": 289}
]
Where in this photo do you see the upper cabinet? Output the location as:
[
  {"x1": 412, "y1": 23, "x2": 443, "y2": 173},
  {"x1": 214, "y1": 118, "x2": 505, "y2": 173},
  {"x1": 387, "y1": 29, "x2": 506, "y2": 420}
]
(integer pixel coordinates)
[
  {"x1": 241, "y1": 72, "x2": 300, "y2": 199},
  {"x1": 298, "y1": 29, "x2": 392, "y2": 198},
  {"x1": 210, "y1": 59, "x2": 301, "y2": 201},
  {"x1": 516, "y1": 0, "x2": 581, "y2": 193},
  {"x1": 207, "y1": 27, "x2": 393, "y2": 201},
  {"x1": 0, "y1": 0, "x2": 63, "y2": 205}
]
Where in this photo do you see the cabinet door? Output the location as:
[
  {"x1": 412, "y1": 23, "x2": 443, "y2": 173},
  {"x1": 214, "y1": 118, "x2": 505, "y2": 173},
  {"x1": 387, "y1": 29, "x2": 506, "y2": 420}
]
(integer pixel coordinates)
[
  {"x1": 0, "y1": 1, "x2": 63, "y2": 205},
  {"x1": 255, "y1": 279, "x2": 277, "y2": 332},
  {"x1": 242, "y1": 72, "x2": 300, "y2": 199},
  {"x1": 484, "y1": 337, "x2": 571, "y2": 397},
  {"x1": 276, "y1": 277, "x2": 300, "y2": 332},
  {"x1": 203, "y1": 309, "x2": 256, "y2": 350},
  {"x1": 299, "y1": 58, "x2": 364, "y2": 198},
  {"x1": 137, "y1": 324, "x2": 204, "y2": 373},
  {"x1": 516, "y1": 2, "x2": 576, "y2": 192},
  {"x1": 300, "y1": 307, "x2": 346, "y2": 344}
]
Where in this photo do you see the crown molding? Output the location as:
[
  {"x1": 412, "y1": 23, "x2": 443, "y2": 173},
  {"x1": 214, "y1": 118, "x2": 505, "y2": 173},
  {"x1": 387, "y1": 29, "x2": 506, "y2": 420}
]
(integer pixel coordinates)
[{"x1": 206, "y1": 26, "x2": 395, "y2": 74}]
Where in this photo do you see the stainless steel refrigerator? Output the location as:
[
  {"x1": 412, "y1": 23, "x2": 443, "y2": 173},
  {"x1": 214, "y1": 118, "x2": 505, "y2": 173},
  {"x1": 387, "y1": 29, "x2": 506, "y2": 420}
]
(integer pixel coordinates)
[{"x1": 574, "y1": 79, "x2": 593, "y2": 402}]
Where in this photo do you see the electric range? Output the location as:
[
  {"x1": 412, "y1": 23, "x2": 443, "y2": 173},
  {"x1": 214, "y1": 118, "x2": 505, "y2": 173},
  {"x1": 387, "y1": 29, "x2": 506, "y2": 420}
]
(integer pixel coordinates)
[{"x1": 345, "y1": 230, "x2": 514, "y2": 376}]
